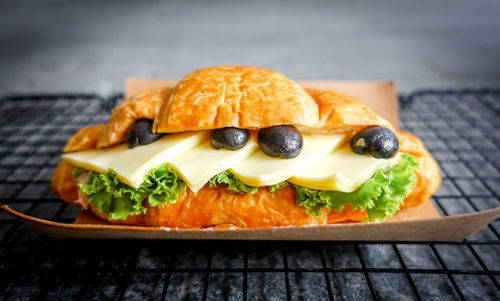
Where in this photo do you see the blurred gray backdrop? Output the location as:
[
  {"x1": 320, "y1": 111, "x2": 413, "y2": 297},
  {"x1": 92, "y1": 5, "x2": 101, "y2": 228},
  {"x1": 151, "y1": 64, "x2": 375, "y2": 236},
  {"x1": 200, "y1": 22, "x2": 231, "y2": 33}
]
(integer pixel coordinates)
[{"x1": 1, "y1": 0, "x2": 499, "y2": 95}]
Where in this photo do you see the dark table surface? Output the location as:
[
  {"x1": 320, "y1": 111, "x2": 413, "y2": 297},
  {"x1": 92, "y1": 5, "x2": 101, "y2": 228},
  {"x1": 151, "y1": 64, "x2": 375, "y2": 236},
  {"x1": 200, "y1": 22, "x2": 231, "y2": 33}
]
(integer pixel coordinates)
[{"x1": 0, "y1": 89, "x2": 499, "y2": 300}]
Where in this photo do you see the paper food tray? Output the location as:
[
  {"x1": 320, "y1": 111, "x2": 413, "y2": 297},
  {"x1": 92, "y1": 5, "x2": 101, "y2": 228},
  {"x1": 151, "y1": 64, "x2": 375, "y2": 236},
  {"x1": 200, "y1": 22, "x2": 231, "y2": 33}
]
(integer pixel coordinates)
[{"x1": 2, "y1": 79, "x2": 499, "y2": 241}]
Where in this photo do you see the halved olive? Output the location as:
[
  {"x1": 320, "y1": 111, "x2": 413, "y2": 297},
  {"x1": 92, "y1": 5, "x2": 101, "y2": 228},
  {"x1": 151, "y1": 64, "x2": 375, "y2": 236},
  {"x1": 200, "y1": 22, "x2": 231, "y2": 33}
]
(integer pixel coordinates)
[
  {"x1": 350, "y1": 126, "x2": 399, "y2": 159},
  {"x1": 210, "y1": 127, "x2": 250, "y2": 150},
  {"x1": 258, "y1": 125, "x2": 303, "y2": 159},
  {"x1": 126, "y1": 119, "x2": 166, "y2": 148}
]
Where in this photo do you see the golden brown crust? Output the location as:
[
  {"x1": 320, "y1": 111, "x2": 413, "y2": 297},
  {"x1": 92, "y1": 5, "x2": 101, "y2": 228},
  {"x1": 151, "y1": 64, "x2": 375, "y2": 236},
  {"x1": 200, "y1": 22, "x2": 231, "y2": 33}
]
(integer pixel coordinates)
[
  {"x1": 64, "y1": 124, "x2": 105, "y2": 152},
  {"x1": 397, "y1": 130, "x2": 441, "y2": 209},
  {"x1": 59, "y1": 182, "x2": 366, "y2": 228},
  {"x1": 63, "y1": 66, "x2": 390, "y2": 151},
  {"x1": 51, "y1": 160, "x2": 80, "y2": 206},
  {"x1": 145, "y1": 185, "x2": 366, "y2": 228},
  {"x1": 51, "y1": 130, "x2": 441, "y2": 228},
  {"x1": 63, "y1": 88, "x2": 170, "y2": 152},
  {"x1": 154, "y1": 66, "x2": 319, "y2": 133},
  {"x1": 97, "y1": 87, "x2": 170, "y2": 148},
  {"x1": 307, "y1": 89, "x2": 390, "y2": 133}
]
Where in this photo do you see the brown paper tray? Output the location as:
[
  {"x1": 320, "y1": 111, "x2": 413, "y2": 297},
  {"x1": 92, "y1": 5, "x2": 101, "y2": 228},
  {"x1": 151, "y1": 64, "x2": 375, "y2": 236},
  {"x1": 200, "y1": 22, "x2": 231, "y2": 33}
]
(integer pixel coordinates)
[
  {"x1": 3, "y1": 78, "x2": 498, "y2": 241},
  {"x1": 2, "y1": 203, "x2": 499, "y2": 241}
]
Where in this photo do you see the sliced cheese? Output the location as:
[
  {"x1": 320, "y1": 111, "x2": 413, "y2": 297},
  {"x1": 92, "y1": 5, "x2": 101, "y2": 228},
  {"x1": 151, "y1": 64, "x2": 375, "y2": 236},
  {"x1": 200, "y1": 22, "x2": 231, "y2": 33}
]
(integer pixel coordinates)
[
  {"x1": 62, "y1": 131, "x2": 208, "y2": 188},
  {"x1": 229, "y1": 134, "x2": 347, "y2": 187},
  {"x1": 168, "y1": 136, "x2": 259, "y2": 193},
  {"x1": 289, "y1": 144, "x2": 400, "y2": 192},
  {"x1": 62, "y1": 130, "x2": 397, "y2": 194}
]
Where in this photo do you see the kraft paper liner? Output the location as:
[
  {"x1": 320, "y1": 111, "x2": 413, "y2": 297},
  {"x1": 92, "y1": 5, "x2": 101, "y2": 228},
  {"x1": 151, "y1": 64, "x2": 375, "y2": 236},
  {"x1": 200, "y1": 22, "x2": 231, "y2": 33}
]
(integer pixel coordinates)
[
  {"x1": 3, "y1": 78, "x2": 497, "y2": 240},
  {"x1": 2, "y1": 204, "x2": 500, "y2": 241}
]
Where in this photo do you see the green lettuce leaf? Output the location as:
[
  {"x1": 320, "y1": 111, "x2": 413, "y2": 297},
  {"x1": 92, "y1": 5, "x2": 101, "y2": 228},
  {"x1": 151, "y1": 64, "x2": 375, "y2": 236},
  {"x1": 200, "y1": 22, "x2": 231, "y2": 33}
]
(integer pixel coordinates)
[
  {"x1": 72, "y1": 167, "x2": 83, "y2": 179},
  {"x1": 293, "y1": 154, "x2": 419, "y2": 222},
  {"x1": 209, "y1": 171, "x2": 258, "y2": 194},
  {"x1": 77, "y1": 163, "x2": 186, "y2": 221},
  {"x1": 268, "y1": 181, "x2": 289, "y2": 192},
  {"x1": 76, "y1": 153, "x2": 418, "y2": 222}
]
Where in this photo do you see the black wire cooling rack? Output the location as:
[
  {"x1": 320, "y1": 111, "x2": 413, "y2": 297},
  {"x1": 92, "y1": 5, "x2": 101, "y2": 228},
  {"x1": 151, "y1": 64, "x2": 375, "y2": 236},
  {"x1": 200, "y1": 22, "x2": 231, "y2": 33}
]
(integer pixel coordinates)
[{"x1": 0, "y1": 90, "x2": 499, "y2": 300}]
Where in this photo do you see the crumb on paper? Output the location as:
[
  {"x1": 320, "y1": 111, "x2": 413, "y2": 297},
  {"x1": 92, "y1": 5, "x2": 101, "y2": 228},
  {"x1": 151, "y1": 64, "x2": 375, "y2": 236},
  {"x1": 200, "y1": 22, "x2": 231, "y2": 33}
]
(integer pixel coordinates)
[{"x1": 161, "y1": 227, "x2": 171, "y2": 231}]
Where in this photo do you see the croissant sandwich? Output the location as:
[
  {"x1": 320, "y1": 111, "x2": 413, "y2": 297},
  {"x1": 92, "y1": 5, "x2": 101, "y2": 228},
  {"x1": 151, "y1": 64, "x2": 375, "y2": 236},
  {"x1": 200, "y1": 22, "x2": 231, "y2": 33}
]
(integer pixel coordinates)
[{"x1": 51, "y1": 66, "x2": 441, "y2": 228}]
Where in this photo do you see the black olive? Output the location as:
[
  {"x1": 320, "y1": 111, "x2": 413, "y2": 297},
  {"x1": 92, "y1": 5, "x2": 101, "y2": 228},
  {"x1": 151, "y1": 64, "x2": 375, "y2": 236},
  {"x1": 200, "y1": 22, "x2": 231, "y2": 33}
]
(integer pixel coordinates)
[
  {"x1": 210, "y1": 127, "x2": 250, "y2": 150},
  {"x1": 350, "y1": 126, "x2": 399, "y2": 159},
  {"x1": 258, "y1": 125, "x2": 303, "y2": 159},
  {"x1": 126, "y1": 119, "x2": 166, "y2": 148}
]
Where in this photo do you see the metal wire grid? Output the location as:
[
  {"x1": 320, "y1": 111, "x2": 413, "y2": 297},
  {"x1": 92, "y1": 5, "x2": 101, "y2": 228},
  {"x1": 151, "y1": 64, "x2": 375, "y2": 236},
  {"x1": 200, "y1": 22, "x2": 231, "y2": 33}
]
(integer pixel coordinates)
[{"x1": 0, "y1": 90, "x2": 498, "y2": 300}]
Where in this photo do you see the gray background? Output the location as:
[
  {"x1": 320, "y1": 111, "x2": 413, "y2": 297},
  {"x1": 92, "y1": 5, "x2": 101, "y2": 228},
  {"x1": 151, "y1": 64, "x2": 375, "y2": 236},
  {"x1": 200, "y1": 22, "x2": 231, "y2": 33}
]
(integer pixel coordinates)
[{"x1": 1, "y1": 0, "x2": 500, "y2": 96}]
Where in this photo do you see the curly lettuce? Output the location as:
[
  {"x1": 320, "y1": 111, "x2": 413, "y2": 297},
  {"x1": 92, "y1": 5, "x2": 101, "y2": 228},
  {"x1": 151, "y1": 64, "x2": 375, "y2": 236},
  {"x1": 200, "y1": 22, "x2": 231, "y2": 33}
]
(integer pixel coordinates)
[
  {"x1": 72, "y1": 167, "x2": 83, "y2": 179},
  {"x1": 268, "y1": 181, "x2": 289, "y2": 192},
  {"x1": 209, "y1": 171, "x2": 258, "y2": 194},
  {"x1": 209, "y1": 172, "x2": 290, "y2": 193},
  {"x1": 76, "y1": 154, "x2": 418, "y2": 222},
  {"x1": 293, "y1": 154, "x2": 419, "y2": 222},
  {"x1": 77, "y1": 163, "x2": 186, "y2": 220}
]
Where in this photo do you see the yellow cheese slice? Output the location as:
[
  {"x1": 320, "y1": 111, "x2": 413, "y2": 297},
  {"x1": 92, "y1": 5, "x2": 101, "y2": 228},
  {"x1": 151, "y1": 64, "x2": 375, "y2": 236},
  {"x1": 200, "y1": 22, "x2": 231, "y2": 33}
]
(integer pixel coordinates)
[
  {"x1": 168, "y1": 136, "x2": 259, "y2": 193},
  {"x1": 229, "y1": 134, "x2": 347, "y2": 187},
  {"x1": 289, "y1": 144, "x2": 400, "y2": 192},
  {"x1": 63, "y1": 130, "x2": 396, "y2": 193},
  {"x1": 62, "y1": 131, "x2": 208, "y2": 188}
]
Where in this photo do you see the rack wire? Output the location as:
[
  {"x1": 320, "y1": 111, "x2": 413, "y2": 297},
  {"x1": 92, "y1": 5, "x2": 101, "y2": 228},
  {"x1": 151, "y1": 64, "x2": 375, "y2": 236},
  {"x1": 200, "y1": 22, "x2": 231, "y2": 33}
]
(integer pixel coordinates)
[{"x1": 0, "y1": 90, "x2": 498, "y2": 300}]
